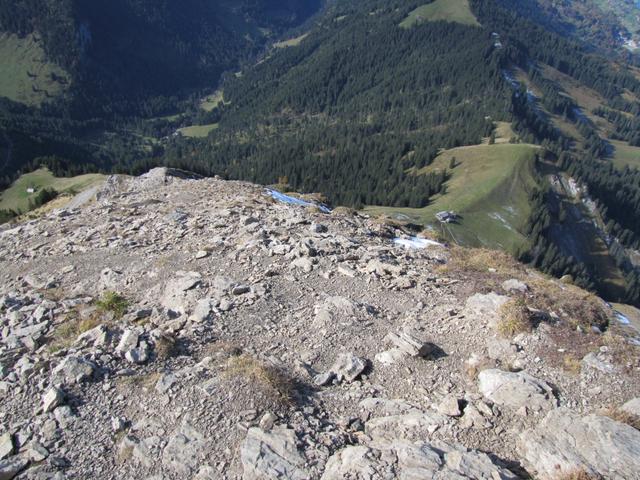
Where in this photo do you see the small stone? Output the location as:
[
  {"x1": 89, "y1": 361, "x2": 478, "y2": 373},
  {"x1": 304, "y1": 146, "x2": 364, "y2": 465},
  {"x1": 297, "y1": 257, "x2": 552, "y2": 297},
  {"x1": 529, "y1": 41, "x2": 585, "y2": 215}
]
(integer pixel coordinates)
[
  {"x1": 195, "y1": 250, "x2": 209, "y2": 259},
  {"x1": 259, "y1": 413, "x2": 278, "y2": 432},
  {"x1": 116, "y1": 329, "x2": 139, "y2": 355},
  {"x1": 156, "y1": 373, "x2": 177, "y2": 394},
  {"x1": 25, "y1": 442, "x2": 49, "y2": 462},
  {"x1": 330, "y1": 353, "x2": 367, "y2": 382},
  {"x1": 501, "y1": 279, "x2": 528, "y2": 293},
  {"x1": 111, "y1": 417, "x2": 126, "y2": 433},
  {"x1": 310, "y1": 223, "x2": 328, "y2": 234},
  {"x1": 438, "y1": 396, "x2": 462, "y2": 417},
  {"x1": 232, "y1": 285, "x2": 251, "y2": 296},
  {"x1": 0, "y1": 456, "x2": 28, "y2": 480},
  {"x1": 385, "y1": 327, "x2": 435, "y2": 358},
  {"x1": 314, "y1": 372, "x2": 335, "y2": 387},
  {"x1": 0, "y1": 433, "x2": 13, "y2": 460},
  {"x1": 42, "y1": 387, "x2": 64, "y2": 413}
]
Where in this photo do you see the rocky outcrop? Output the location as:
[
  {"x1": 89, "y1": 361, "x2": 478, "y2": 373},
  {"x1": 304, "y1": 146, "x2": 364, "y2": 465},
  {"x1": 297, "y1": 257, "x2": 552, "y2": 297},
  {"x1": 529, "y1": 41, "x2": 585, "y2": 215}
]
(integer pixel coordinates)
[
  {"x1": 322, "y1": 440, "x2": 518, "y2": 479},
  {"x1": 478, "y1": 369, "x2": 557, "y2": 413},
  {"x1": 240, "y1": 427, "x2": 309, "y2": 480},
  {"x1": 519, "y1": 407, "x2": 640, "y2": 479}
]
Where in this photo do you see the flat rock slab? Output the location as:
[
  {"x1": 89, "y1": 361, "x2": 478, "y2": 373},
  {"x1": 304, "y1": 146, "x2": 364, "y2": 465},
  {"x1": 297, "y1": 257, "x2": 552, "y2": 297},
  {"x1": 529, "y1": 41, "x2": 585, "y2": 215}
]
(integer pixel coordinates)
[
  {"x1": 240, "y1": 426, "x2": 309, "y2": 480},
  {"x1": 478, "y1": 369, "x2": 557, "y2": 413},
  {"x1": 365, "y1": 411, "x2": 446, "y2": 443},
  {"x1": 52, "y1": 356, "x2": 95, "y2": 384},
  {"x1": 519, "y1": 407, "x2": 640, "y2": 479},
  {"x1": 330, "y1": 353, "x2": 366, "y2": 382},
  {"x1": 322, "y1": 440, "x2": 518, "y2": 480}
]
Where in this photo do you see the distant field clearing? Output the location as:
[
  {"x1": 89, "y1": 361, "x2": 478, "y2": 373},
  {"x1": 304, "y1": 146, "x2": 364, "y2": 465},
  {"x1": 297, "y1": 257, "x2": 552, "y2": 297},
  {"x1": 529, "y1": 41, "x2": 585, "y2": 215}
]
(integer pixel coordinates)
[
  {"x1": 178, "y1": 124, "x2": 219, "y2": 138},
  {"x1": 0, "y1": 168, "x2": 105, "y2": 213},
  {"x1": 273, "y1": 33, "x2": 309, "y2": 48},
  {"x1": 400, "y1": 0, "x2": 480, "y2": 28},
  {"x1": 200, "y1": 90, "x2": 229, "y2": 112},
  {"x1": 610, "y1": 140, "x2": 640, "y2": 170},
  {"x1": 0, "y1": 33, "x2": 70, "y2": 106}
]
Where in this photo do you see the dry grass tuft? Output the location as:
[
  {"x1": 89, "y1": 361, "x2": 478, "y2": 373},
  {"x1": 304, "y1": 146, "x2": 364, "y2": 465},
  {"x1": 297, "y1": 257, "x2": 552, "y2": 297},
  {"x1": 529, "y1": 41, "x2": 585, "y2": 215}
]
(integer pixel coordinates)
[
  {"x1": 527, "y1": 280, "x2": 611, "y2": 331},
  {"x1": 117, "y1": 372, "x2": 160, "y2": 391},
  {"x1": 96, "y1": 291, "x2": 129, "y2": 319},
  {"x1": 202, "y1": 340, "x2": 243, "y2": 360},
  {"x1": 48, "y1": 310, "x2": 101, "y2": 352},
  {"x1": 224, "y1": 355, "x2": 294, "y2": 403},
  {"x1": 447, "y1": 246, "x2": 522, "y2": 275},
  {"x1": 154, "y1": 334, "x2": 177, "y2": 360},
  {"x1": 562, "y1": 354, "x2": 582, "y2": 375},
  {"x1": 497, "y1": 298, "x2": 532, "y2": 337},
  {"x1": 554, "y1": 469, "x2": 600, "y2": 480},
  {"x1": 600, "y1": 407, "x2": 640, "y2": 430},
  {"x1": 465, "y1": 356, "x2": 495, "y2": 381},
  {"x1": 331, "y1": 206, "x2": 356, "y2": 216}
]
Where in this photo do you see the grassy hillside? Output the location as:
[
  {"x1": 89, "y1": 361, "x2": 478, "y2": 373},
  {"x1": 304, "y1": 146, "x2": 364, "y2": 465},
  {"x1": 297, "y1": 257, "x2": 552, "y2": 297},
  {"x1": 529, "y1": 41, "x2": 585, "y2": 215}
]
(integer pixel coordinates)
[
  {"x1": 366, "y1": 142, "x2": 540, "y2": 252},
  {"x1": 0, "y1": 168, "x2": 104, "y2": 213},
  {"x1": 400, "y1": 0, "x2": 481, "y2": 28},
  {"x1": 611, "y1": 140, "x2": 640, "y2": 170},
  {"x1": 177, "y1": 124, "x2": 219, "y2": 138},
  {"x1": 273, "y1": 33, "x2": 309, "y2": 48},
  {"x1": 0, "y1": 33, "x2": 69, "y2": 106},
  {"x1": 200, "y1": 90, "x2": 228, "y2": 112}
]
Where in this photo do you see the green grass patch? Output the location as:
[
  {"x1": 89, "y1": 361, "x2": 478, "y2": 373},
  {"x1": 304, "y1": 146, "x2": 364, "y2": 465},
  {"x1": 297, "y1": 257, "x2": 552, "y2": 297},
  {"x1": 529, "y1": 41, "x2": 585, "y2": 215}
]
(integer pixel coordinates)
[
  {"x1": 178, "y1": 123, "x2": 219, "y2": 138},
  {"x1": 96, "y1": 292, "x2": 129, "y2": 319},
  {"x1": 400, "y1": 0, "x2": 480, "y2": 29},
  {"x1": 273, "y1": 33, "x2": 309, "y2": 49},
  {"x1": 610, "y1": 140, "x2": 640, "y2": 170},
  {"x1": 365, "y1": 143, "x2": 540, "y2": 252},
  {"x1": 200, "y1": 89, "x2": 229, "y2": 112},
  {"x1": 0, "y1": 33, "x2": 70, "y2": 106},
  {"x1": 0, "y1": 168, "x2": 105, "y2": 213}
]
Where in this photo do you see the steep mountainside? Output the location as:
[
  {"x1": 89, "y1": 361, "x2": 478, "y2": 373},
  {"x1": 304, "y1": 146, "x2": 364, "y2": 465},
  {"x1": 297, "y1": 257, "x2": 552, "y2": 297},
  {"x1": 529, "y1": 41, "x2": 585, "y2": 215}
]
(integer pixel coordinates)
[
  {"x1": 502, "y1": 0, "x2": 640, "y2": 53},
  {"x1": 0, "y1": 0, "x2": 322, "y2": 185},
  {"x1": 153, "y1": 0, "x2": 640, "y2": 305},
  {"x1": 0, "y1": 168, "x2": 639, "y2": 479},
  {"x1": 0, "y1": 0, "x2": 322, "y2": 108}
]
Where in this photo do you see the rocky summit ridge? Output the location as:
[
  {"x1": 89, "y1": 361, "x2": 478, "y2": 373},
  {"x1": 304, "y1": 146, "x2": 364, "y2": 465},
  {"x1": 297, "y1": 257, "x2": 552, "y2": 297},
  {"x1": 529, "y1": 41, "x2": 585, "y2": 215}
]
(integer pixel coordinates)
[{"x1": 0, "y1": 168, "x2": 639, "y2": 480}]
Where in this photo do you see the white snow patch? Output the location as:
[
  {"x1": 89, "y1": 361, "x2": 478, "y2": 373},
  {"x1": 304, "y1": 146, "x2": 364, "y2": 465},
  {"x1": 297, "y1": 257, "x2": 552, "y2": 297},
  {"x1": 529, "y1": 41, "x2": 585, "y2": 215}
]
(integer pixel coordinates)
[
  {"x1": 615, "y1": 311, "x2": 631, "y2": 325},
  {"x1": 488, "y1": 212, "x2": 515, "y2": 232},
  {"x1": 267, "y1": 190, "x2": 331, "y2": 213},
  {"x1": 394, "y1": 236, "x2": 443, "y2": 249}
]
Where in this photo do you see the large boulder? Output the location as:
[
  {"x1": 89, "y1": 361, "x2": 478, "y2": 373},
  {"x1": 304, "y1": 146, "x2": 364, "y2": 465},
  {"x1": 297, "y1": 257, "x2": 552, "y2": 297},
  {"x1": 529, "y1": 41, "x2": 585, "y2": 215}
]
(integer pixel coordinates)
[
  {"x1": 519, "y1": 407, "x2": 640, "y2": 479},
  {"x1": 161, "y1": 271, "x2": 202, "y2": 315},
  {"x1": 621, "y1": 398, "x2": 640, "y2": 417},
  {"x1": 466, "y1": 293, "x2": 510, "y2": 318},
  {"x1": 162, "y1": 422, "x2": 207, "y2": 477},
  {"x1": 478, "y1": 369, "x2": 556, "y2": 413},
  {"x1": 322, "y1": 440, "x2": 518, "y2": 479},
  {"x1": 52, "y1": 356, "x2": 95, "y2": 384},
  {"x1": 240, "y1": 426, "x2": 309, "y2": 480}
]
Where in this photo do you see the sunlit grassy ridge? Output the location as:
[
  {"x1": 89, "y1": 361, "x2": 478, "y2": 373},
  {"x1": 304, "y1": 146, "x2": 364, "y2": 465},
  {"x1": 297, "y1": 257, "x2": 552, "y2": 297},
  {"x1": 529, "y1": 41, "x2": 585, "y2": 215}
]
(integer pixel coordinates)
[
  {"x1": 400, "y1": 0, "x2": 481, "y2": 29},
  {"x1": 365, "y1": 142, "x2": 539, "y2": 251}
]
